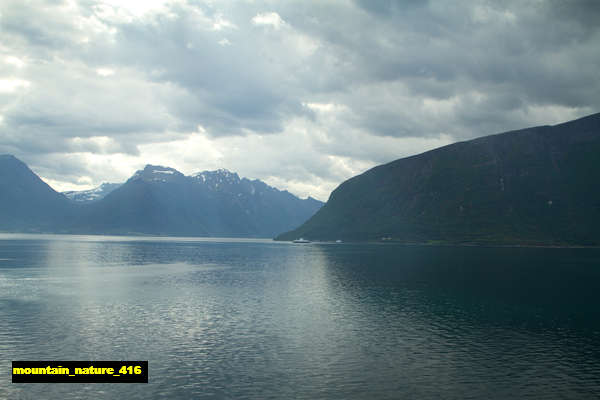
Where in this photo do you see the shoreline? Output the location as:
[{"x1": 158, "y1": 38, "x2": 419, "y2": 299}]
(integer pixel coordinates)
[
  {"x1": 276, "y1": 238, "x2": 600, "y2": 249},
  {"x1": 0, "y1": 231, "x2": 598, "y2": 248}
]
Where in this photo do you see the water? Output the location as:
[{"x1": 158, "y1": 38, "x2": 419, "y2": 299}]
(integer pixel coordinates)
[{"x1": 1, "y1": 234, "x2": 599, "y2": 399}]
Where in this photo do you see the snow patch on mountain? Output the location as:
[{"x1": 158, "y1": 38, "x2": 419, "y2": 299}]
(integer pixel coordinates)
[{"x1": 63, "y1": 183, "x2": 122, "y2": 202}]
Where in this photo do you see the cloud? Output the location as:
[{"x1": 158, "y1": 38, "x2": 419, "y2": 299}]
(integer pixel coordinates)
[
  {"x1": 0, "y1": 0, "x2": 598, "y2": 199},
  {"x1": 96, "y1": 68, "x2": 115, "y2": 77},
  {"x1": 4, "y1": 56, "x2": 26, "y2": 68},
  {"x1": 251, "y1": 12, "x2": 285, "y2": 29},
  {"x1": 0, "y1": 78, "x2": 30, "y2": 92}
]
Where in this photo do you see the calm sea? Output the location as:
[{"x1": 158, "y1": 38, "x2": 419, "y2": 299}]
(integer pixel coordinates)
[{"x1": 1, "y1": 234, "x2": 599, "y2": 399}]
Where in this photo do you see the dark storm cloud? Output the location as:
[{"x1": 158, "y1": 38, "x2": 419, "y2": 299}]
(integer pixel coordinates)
[
  {"x1": 278, "y1": 0, "x2": 600, "y2": 138},
  {"x1": 0, "y1": 0, "x2": 598, "y2": 196}
]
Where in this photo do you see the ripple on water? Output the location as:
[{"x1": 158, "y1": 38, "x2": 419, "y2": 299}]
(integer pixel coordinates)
[{"x1": 0, "y1": 237, "x2": 599, "y2": 399}]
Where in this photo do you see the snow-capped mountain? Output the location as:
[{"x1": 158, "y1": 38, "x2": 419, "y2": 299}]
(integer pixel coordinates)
[
  {"x1": 78, "y1": 165, "x2": 324, "y2": 237},
  {"x1": 63, "y1": 183, "x2": 122, "y2": 203},
  {"x1": 129, "y1": 165, "x2": 185, "y2": 183},
  {"x1": 192, "y1": 168, "x2": 241, "y2": 189},
  {"x1": 0, "y1": 158, "x2": 324, "y2": 238},
  {"x1": 192, "y1": 169, "x2": 300, "y2": 199}
]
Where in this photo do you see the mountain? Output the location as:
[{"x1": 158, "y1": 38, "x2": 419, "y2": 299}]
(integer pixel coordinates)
[
  {"x1": 276, "y1": 112, "x2": 600, "y2": 246},
  {"x1": 0, "y1": 158, "x2": 323, "y2": 237},
  {"x1": 63, "y1": 183, "x2": 122, "y2": 202},
  {"x1": 71, "y1": 165, "x2": 323, "y2": 237},
  {"x1": 0, "y1": 155, "x2": 74, "y2": 232}
]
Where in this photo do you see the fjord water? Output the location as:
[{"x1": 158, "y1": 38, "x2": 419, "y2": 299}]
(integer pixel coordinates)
[{"x1": 1, "y1": 235, "x2": 599, "y2": 399}]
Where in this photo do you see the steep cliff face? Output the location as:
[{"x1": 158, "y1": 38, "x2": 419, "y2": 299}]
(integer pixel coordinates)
[{"x1": 277, "y1": 113, "x2": 600, "y2": 245}]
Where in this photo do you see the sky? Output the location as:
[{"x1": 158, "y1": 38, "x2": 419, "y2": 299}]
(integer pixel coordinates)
[{"x1": 0, "y1": 0, "x2": 599, "y2": 201}]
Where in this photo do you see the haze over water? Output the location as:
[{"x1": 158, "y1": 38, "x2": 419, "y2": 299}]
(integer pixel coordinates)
[{"x1": 1, "y1": 234, "x2": 599, "y2": 399}]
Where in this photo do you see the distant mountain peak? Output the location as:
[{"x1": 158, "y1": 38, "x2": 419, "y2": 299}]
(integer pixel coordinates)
[
  {"x1": 0, "y1": 154, "x2": 25, "y2": 166},
  {"x1": 0, "y1": 154, "x2": 71, "y2": 230},
  {"x1": 0, "y1": 154, "x2": 41, "y2": 180},
  {"x1": 130, "y1": 165, "x2": 185, "y2": 183},
  {"x1": 193, "y1": 168, "x2": 238, "y2": 176},
  {"x1": 143, "y1": 164, "x2": 181, "y2": 174},
  {"x1": 0, "y1": 155, "x2": 324, "y2": 237},
  {"x1": 83, "y1": 164, "x2": 323, "y2": 237},
  {"x1": 192, "y1": 168, "x2": 241, "y2": 186}
]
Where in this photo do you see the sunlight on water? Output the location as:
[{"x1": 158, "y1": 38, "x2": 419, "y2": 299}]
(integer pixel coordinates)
[{"x1": 0, "y1": 234, "x2": 599, "y2": 399}]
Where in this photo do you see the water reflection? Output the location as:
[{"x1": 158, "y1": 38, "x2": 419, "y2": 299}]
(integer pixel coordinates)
[
  {"x1": 0, "y1": 236, "x2": 599, "y2": 399},
  {"x1": 315, "y1": 244, "x2": 600, "y2": 398}
]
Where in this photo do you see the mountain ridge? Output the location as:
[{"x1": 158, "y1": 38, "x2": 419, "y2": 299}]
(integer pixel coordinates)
[
  {"x1": 276, "y1": 112, "x2": 600, "y2": 245},
  {"x1": 0, "y1": 155, "x2": 74, "y2": 232},
  {"x1": 0, "y1": 158, "x2": 323, "y2": 237},
  {"x1": 64, "y1": 167, "x2": 320, "y2": 203}
]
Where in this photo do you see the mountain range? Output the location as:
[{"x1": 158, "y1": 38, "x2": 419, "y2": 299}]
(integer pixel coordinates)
[
  {"x1": 0, "y1": 157, "x2": 323, "y2": 237},
  {"x1": 4, "y1": 112, "x2": 599, "y2": 244},
  {"x1": 277, "y1": 112, "x2": 600, "y2": 246}
]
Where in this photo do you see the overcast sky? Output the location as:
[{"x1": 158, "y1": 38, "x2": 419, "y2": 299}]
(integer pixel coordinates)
[{"x1": 1, "y1": 0, "x2": 598, "y2": 200}]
